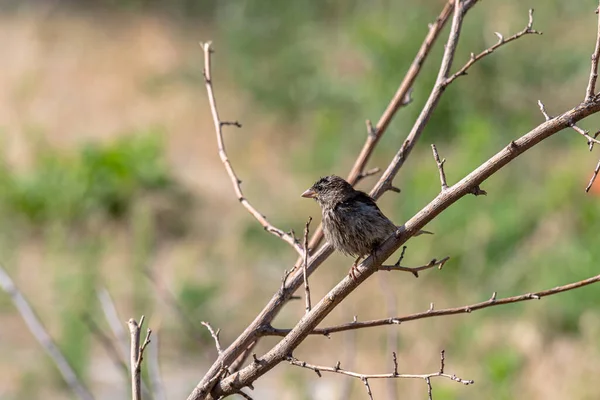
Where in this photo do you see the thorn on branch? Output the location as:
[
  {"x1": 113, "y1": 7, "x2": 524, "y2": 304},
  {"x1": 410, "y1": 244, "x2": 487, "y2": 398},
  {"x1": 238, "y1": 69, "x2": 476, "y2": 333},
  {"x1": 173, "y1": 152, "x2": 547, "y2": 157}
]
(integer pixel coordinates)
[
  {"x1": 431, "y1": 144, "x2": 449, "y2": 191},
  {"x1": 538, "y1": 100, "x2": 552, "y2": 120},
  {"x1": 366, "y1": 119, "x2": 377, "y2": 138},
  {"x1": 381, "y1": 254, "x2": 449, "y2": 277},
  {"x1": 469, "y1": 185, "x2": 487, "y2": 196},
  {"x1": 220, "y1": 121, "x2": 242, "y2": 128}
]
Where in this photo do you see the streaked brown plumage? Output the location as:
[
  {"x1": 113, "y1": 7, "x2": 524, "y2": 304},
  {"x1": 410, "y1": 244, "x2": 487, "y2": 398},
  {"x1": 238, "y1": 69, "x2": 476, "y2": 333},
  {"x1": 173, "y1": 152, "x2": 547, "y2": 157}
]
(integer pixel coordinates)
[{"x1": 302, "y1": 175, "x2": 397, "y2": 278}]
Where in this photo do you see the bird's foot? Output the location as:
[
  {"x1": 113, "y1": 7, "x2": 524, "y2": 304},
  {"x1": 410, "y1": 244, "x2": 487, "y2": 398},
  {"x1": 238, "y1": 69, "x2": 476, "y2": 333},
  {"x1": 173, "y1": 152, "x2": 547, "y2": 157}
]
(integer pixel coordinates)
[{"x1": 348, "y1": 264, "x2": 359, "y2": 281}]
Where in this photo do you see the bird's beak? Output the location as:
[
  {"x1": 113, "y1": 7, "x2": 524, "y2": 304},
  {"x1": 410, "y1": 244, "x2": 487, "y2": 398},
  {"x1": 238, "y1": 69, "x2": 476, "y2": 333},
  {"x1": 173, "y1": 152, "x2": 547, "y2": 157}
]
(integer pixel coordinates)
[{"x1": 301, "y1": 188, "x2": 317, "y2": 198}]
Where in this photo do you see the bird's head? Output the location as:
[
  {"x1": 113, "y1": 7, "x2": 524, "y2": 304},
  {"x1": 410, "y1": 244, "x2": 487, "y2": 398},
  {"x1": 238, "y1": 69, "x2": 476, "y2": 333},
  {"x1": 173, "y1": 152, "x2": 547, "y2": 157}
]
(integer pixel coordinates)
[{"x1": 301, "y1": 175, "x2": 354, "y2": 207}]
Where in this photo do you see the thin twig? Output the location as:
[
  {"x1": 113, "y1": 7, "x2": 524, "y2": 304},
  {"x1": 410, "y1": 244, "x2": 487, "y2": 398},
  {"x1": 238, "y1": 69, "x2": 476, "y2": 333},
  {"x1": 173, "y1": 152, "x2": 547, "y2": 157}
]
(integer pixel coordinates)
[
  {"x1": 585, "y1": 158, "x2": 600, "y2": 192},
  {"x1": 202, "y1": 321, "x2": 223, "y2": 355},
  {"x1": 129, "y1": 316, "x2": 152, "y2": 400},
  {"x1": 445, "y1": 9, "x2": 541, "y2": 85},
  {"x1": 286, "y1": 354, "x2": 472, "y2": 391},
  {"x1": 586, "y1": 3, "x2": 600, "y2": 101},
  {"x1": 379, "y1": 256, "x2": 450, "y2": 278},
  {"x1": 190, "y1": 4, "x2": 458, "y2": 397},
  {"x1": 538, "y1": 100, "x2": 600, "y2": 148},
  {"x1": 303, "y1": 217, "x2": 313, "y2": 313},
  {"x1": 0, "y1": 265, "x2": 94, "y2": 400},
  {"x1": 371, "y1": 0, "x2": 466, "y2": 200},
  {"x1": 188, "y1": 2, "x2": 600, "y2": 398},
  {"x1": 200, "y1": 42, "x2": 303, "y2": 256},
  {"x1": 431, "y1": 144, "x2": 449, "y2": 191},
  {"x1": 263, "y1": 272, "x2": 600, "y2": 336}
]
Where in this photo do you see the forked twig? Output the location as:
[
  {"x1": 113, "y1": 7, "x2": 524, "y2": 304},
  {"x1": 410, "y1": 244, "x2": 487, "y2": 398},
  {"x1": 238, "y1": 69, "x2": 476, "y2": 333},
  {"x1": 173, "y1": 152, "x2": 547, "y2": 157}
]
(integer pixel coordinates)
[
  {"x1": 445, "y1": 9, "x2": 541, "y2": 85},
  {"x1": 287, "y1": 350, "x2": 472, "y2": 399},
  {"x1": 128, "y1": 316, "x2": 152, "y2": 400}
]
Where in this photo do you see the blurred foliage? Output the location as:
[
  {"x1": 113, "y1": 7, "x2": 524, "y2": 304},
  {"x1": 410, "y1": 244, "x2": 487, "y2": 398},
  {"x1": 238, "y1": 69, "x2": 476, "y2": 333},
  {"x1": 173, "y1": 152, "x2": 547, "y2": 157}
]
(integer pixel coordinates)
[
  {"x1": 2, "y1": 1, "x2": 600, "y2": 399},
  {"x1": 0, "y1": 130, "x2": 191, "y2": 233}
]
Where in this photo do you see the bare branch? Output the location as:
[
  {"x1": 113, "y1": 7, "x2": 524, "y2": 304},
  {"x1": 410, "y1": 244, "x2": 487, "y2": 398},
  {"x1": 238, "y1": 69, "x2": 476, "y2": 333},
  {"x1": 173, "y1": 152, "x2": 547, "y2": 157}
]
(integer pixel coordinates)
[
  {"x1": 303, "y1": 0, "x2": 455, "y2": 262},
  {"x1": 302, "y1": 217, "x2": 313, "y2": 313},
  {"x1": 264, "y1": 272, "x2": 600, "y2": 336},
  {"x1": 188, "y1": 3, "x2": 600, "y2": 399},
  {"x1": 370, "y1": 0, "x2": 467, "y2": 200},
  {"x1": 446, "y1": 9, "x2": 541, "y2": 85},
  {"x1": 538, "y1": 100, "x2": 600, "y2": 149},
  {"x1": 200, "y1": 42, "x2": 303, "y2": 256},
  {"x1": 129, "y1": 316, "x2": 152, "y2": 400},
  {"x1": 379, "y1": 256, "x2": 449, "y2": 278},
  {"x1": 431, "y1": 144, "x2": 449, "y2": 191},
  {"x1": 0, "y1": 264, "x2": 94, "y2": 400},
  {"x1": 201, "y1": 321, "x2": 223, "y2": 355},
  {"x1": 586, "y1": 3, "x2": 600, "y2": 101},
  {"x1": 586, "y1": 158, "x2": 600, "y2": 192},
  {"x1": 286, "y1": 353, "x2": 473, "y2": 394}
]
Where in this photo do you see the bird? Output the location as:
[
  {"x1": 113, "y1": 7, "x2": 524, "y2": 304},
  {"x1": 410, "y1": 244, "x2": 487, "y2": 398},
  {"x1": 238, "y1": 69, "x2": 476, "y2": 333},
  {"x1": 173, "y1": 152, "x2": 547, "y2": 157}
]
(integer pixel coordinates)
[{"x1": 301, "y1": 175, "x2": 398, "y2": 279}]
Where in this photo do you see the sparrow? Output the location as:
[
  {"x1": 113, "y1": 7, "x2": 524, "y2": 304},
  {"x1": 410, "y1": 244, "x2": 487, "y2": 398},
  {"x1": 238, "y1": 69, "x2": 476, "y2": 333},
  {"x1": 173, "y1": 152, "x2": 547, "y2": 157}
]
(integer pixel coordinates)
[{"x1": 302, "y1": 175, "x2": 397, "y2": 279}]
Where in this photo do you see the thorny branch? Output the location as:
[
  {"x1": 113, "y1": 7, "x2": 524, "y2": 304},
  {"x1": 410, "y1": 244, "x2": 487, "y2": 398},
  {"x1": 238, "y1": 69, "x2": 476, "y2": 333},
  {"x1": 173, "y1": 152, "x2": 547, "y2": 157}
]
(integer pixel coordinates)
[
  {"x1": 538, "y1": 100, "x2": 600, "y2": 149},
  {"x1": 379, "y1": 256, "x2": 449, "y2": 278},
  {"x1": 189, "y1": 2, "x2": 600, "y2": 399},
  {"x1": 200, "y1": 42, "x2": 304, "y2": 257},
  {"x1": 287, "y1": 350, "x2": 472, "y2": 400},
  {"x1": 304, "y1": 0, "x2": 456, "y2": 259},
  {"x1": 445, "y1": 9, "x2": 541, "y2": 85},
  {"x1": 262, "y1": 272, "x2": 600, "y2": 337},
  {"x1": 538, "y1": 99, "x2": 600, "y2": 192},
  {"x1": 129, "y1": 316, "x2": 152, "y2": 400}
]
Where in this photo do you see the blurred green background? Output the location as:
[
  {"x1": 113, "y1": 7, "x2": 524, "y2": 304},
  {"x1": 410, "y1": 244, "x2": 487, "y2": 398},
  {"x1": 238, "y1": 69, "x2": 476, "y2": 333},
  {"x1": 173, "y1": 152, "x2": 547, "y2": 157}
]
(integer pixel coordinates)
[{"x1": 1, "y1": 0, "x2": 600, "y2": 399}]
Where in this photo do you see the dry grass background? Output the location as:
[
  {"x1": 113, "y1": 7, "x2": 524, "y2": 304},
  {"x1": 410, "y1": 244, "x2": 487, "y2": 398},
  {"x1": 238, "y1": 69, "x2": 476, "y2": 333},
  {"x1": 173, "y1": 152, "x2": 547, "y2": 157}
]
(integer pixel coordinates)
[{"x1": 1, "y1": 2, "x2": 600, "y2": 400}]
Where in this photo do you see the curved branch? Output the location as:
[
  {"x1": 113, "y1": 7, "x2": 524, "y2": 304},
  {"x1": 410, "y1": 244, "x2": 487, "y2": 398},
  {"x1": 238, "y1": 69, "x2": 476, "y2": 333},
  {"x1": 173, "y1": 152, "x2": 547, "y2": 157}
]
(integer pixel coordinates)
[
  {"x1": 200, "y1": 42, "x2": 304, "y2": 256},
  {"x1": 206, "y1": 98, "x2": 600, "y2": 399},
  {"x1": 264, "y1": 272, "x2": 600, "y2": 336}
]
